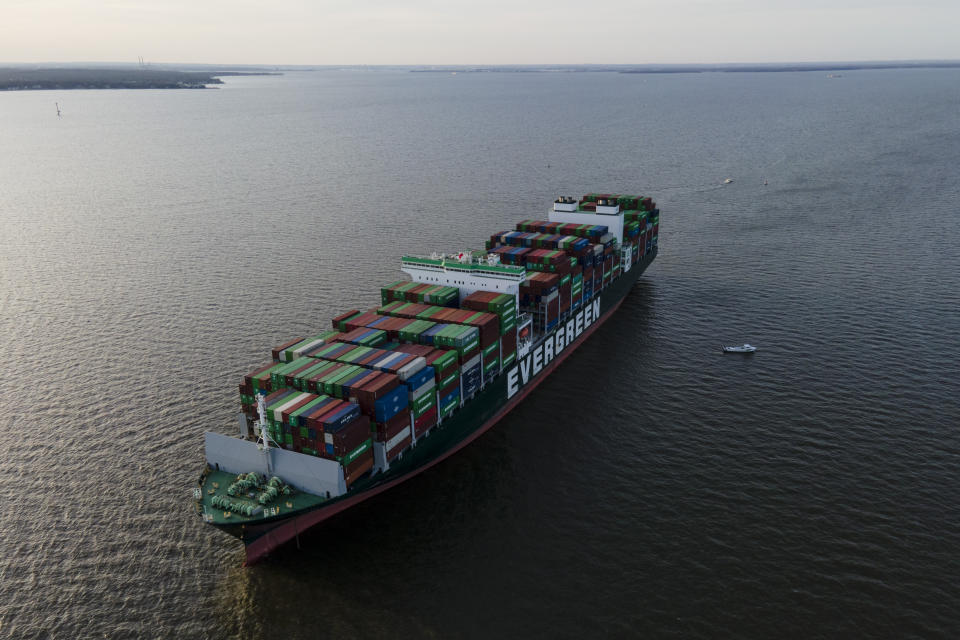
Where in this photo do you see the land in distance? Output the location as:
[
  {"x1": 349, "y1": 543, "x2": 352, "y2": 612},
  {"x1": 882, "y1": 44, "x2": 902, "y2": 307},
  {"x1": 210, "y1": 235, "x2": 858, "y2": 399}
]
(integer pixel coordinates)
[{"x1": 0, "y1": 67, "x2": 279, "y2": 90}]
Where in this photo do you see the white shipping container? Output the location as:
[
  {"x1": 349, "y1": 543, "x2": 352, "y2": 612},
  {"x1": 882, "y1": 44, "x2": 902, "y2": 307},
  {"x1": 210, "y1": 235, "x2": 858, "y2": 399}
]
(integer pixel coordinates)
[
  {"x1": 395, "y1": 356, "x2": 426, "y2": 381},
  {"x1": 386, "y1": 425, "x2": 412, "y2": 453},
  {"x1": 272, "y1": 392, "x2": 308, "y2": 423},
  {"x1": 291, "y1": 338, "x2": 327, "y2": 360},
  {"x1": 373, "y1": 352, "x2": 403, "y2": 370},
  {"x1": 410, "y1": 378, "x2": 436, "y2": 400}
]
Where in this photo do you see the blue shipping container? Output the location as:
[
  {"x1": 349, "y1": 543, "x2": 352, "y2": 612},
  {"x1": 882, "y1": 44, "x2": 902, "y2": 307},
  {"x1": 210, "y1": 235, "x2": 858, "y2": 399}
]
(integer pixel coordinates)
[
  {"x1": 404, "y1": 366, "x2": 435, "y2": 390},
  {"x1": 321, "y1": 403, "x2": 362, "y2": 432},
  {"x1": 422, "y1": 324, "x2": 448, "y2": 346},
  {"x1": 374, "y1": 385, "x2": 408, "y2": 422},
  {"x1": 440, "y1": 389, "x2": 460, "y2": 409}
]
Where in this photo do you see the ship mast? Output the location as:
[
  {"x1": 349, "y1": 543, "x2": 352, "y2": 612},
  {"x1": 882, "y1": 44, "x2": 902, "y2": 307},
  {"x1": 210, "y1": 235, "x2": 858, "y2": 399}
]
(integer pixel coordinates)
[{"x1": 254, "y1": 394, "x2": 276, "y2": 474}]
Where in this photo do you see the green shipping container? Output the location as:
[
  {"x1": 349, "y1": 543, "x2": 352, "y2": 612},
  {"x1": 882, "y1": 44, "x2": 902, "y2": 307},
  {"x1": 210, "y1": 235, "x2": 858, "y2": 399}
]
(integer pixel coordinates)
[
  {"x1": 378, "y1": 300, "x2": 405, "y2": 315},
  {"x1": 439, "y1": 371, "x2": 460, "y2": 389},
  {"x1": 336, "y1": 311, "x2": 364, "y2": 332},
  {"x1": 336, "y1": 438, "x2": 372, "y2": 465},
  {"x1": 439, "y1": 396, "x2": 459, "y2": 417},
  {"x1": 340, "y1": 345, "x2": 373, "y2": 364},
  {"x1": 324, "y1": 365, "x2": 363, "y2": 397},
  {"x1": 412, "y1": 392, "x2": 437, "y2": 416},
  {"x1": 432, "y1": 350, "x2": 459, "y2": 374},
  {"x1": 289, "y1": 395, "x2": 330, "y2": 427},
  {"x1": 399, "y1": 319, "x2": 435, "y2": 342}
]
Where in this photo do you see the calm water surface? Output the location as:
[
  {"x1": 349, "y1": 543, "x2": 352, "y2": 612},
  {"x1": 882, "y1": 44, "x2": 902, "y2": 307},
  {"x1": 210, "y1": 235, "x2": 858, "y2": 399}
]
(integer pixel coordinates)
[{"x1": 1, "y1": 69, "x2": 958, "y2": 639}]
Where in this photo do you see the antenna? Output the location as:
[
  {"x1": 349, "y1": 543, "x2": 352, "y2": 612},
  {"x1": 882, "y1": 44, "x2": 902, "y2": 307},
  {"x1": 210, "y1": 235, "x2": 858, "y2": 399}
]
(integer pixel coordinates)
[{"x1": 254, "y1": 394, "x2": 276, "y2": 474}]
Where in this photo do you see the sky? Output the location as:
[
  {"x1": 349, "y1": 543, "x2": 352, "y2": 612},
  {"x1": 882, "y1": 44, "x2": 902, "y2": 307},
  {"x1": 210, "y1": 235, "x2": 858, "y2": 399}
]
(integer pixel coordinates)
[{"x1": 2, "y1": 0, "x2": 959, "y2": 65}]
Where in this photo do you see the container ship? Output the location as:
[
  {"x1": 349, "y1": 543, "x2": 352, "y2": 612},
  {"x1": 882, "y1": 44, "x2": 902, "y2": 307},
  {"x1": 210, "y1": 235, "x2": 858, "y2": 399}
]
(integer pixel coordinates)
[{"x1": 195, "y1": 193, "x2": 660, "y2": 564}]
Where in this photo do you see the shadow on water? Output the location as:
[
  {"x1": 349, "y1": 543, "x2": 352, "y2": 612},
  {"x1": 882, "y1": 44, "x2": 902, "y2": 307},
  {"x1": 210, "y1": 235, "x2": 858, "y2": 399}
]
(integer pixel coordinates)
[{"x1": 209, "y1": 425, "x2": 521, "y2": 639}]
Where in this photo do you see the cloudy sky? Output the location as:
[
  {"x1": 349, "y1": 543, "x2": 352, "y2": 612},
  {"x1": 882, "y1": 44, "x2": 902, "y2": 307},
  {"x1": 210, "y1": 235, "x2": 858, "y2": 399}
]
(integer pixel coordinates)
[{"x1": 3, "y1": 0, "x2": 959, "y2": 65}]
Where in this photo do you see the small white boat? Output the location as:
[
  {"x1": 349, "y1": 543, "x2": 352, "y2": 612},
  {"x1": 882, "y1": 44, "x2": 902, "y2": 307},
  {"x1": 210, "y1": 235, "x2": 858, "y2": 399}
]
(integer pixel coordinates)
[
  {"x1": 722, "y1": 344, "x2": 756, "y2": 353},
  {"x1": 723, "y1": 178, "x2": 734, "y2": 184}
]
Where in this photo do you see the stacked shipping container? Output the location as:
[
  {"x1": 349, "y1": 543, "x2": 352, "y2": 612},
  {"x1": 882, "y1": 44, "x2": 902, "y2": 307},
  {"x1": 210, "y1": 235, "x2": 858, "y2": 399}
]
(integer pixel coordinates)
[{"x1": 235, "y1": 192, "x2": 658, "y2": 490}]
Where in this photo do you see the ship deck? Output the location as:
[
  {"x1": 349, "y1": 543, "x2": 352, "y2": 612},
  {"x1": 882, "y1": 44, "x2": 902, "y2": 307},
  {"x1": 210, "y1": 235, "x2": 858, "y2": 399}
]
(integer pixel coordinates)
[
  {"x1": 196, "y1": 470, "x2": 326, "y2": 526},
  {"x1": 198, "y1": 245, "x2": 658, "y2": 543}
]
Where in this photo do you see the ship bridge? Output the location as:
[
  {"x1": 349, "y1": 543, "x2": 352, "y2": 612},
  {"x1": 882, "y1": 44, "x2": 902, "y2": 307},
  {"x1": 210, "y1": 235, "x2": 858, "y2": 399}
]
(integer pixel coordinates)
[
  {"x1": 549, "y1": 197, "x2": 625, "y2": 245},
  {"x1": 400, "y1": 252, "x2": 525, "y2": 304}
]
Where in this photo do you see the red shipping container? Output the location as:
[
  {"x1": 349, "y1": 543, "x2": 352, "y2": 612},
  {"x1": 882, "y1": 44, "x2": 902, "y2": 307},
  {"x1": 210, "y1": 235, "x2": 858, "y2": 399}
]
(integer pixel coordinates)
[
  {"x1": 457, "y1": 346, "x2": 479, "y2": 366},
  {"x1": 322, "y1": 413, "x2": 370, "y2": 457},
  {"x1": 271, "y1": 337, "x2": 304, "y2": 362},
  {"x1": 284, "y1": 360, "x2": 322, "y2": 388},
  {"x1": 393, "y1": 343, "x2": 433, "y2": 358},
  {"x1": 331, "y1": 309, "x2": 361, "y2": 330},
  {"x1": 375, "y1": 408, "x2": 411, "y2": 440},
  {"x1": 280, "y1": 394, "x2": 320, "y2": 425},
  {"x1": 461, "y1": 291, "x2": 500, "y2": 311},
  {"x1": 429, "y1": 308, "x2": 458, "y2": 322},
  {"x1": 458, "y1": 312, "x2": 499, "y2": 347},
  {"x1": 345, "y1": 312, "x2": 380, "y2": 332},
  {"x1": 445, "y1": 309, "x2": 474, "y2": 323},
  {"x1": 347, "y1": 349, "x2": 379, "y2": 367},
  {"x1": 438, "y1": 378, "x2": 460, "y2": 399},
  {"x1": 414, "y1": 405, "x2": 438, "y2": 437},
  {"x1": 303, "y1": 399, "x2": 345, "y2": 429},
  {"x1": 371, "y1": 317, "x2": 407, "y2": 340},
  {"x1": 350, "y1": 372, "x2": 401, "y2": 415},
  {"x1": 343, "y1": 369, "x2": 381, "y2": 396},
  {"x1": 383, "y1": 302, "x2": 428, "y2": 319},
  {"x1": 343, "y1": 414, "x2": 372, "y2": 455},
  {"x1": 375, "y1": 412, "x2": 411, "y2": 442},
  {"x1": 406, "y1": 283, "x2": 431, "y2": 302},
  {"x1": 344, "y1": 448, "x2": 374, "y2": 488},
  {"x1": 500, "y1": 327, "x2": 517, "y2": 356},
  {"x1": 243, "y1": 362, "x2": 277, "y2": 390},
  {"x1": 306, "y1": 362, "x2": 347, "y2": 394},
  {"x1": 386, "y1": 433, "x2": 412, "y2": 462}
]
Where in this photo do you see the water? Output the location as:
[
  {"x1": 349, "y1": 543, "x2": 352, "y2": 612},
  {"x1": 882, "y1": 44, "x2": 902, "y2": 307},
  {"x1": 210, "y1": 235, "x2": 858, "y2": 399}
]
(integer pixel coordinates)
[{"x1": 1, "y1": 68, "x2": 959, "y2": 639}]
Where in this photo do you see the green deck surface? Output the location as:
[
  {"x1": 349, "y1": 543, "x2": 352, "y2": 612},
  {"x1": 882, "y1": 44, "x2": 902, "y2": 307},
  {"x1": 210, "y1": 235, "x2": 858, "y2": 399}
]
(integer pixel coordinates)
[{"x1": 196, "y1": 470, "x2": 326, "y2": 526}]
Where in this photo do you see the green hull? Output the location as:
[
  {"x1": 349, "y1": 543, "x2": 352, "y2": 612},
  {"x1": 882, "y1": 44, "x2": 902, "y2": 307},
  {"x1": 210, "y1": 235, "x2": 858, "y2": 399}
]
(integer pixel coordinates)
[{"x1": 197, "y1": 247, "x2": 657, "y2": 563}]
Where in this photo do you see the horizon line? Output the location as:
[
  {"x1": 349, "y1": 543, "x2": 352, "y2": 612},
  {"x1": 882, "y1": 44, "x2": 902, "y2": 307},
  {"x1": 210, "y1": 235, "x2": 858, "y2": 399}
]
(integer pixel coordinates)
[{"x1": 3, "y1": 58, "x2": 960, "y2": 69}]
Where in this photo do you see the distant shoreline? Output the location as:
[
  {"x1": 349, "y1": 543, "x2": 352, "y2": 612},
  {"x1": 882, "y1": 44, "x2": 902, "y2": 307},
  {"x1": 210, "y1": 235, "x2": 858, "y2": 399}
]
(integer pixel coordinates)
[
  {"x1": 4, "y1": 62, "x2": 958, "y2": 88},
  {"x1": 408, "y1": 61, "x2": 960, "y2": 74},
  {"x1": 0, "y1": 68, "x2": 280, "y2": 91}
]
